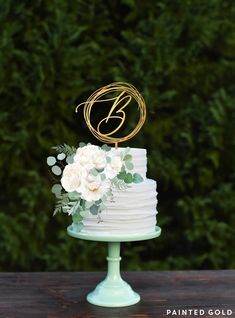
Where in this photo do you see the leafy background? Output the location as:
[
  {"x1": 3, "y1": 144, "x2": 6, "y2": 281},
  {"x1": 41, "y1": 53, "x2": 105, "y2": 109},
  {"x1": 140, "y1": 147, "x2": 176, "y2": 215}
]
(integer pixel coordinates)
[{"x1": 0, "y1": 0, "x2": 235, "y2": 271}]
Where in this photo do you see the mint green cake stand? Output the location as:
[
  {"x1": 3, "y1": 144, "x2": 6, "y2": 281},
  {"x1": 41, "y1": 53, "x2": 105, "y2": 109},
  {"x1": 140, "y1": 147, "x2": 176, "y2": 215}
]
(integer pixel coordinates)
[{"x1": 67, "y1": 224, "x2": 161, "y2": 308}]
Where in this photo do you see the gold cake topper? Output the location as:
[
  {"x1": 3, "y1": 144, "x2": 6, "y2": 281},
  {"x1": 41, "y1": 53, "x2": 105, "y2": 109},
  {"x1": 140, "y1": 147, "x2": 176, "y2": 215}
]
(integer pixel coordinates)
[{"x1": 75, "y1": 82, "x2": 146, "y2": 148}]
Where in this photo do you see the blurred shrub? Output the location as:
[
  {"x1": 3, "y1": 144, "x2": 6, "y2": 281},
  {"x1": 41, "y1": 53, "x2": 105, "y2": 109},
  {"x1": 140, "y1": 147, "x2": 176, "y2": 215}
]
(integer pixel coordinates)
[{"x1": 0, "y1": 0, "x2": 235, "y2": 271}]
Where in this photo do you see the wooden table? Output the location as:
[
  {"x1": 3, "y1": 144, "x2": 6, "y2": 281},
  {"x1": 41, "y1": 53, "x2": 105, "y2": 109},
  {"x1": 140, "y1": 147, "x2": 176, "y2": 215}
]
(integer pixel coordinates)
[{"x1": 0, "y1": 271, "x2": 234, "y2": 318}]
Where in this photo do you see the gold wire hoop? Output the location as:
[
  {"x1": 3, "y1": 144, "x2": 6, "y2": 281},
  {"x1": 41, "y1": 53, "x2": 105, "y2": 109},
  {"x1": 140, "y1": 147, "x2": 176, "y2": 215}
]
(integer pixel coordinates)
[{"x1": 75, "y1": 82, "x2": 146, "y2": 147}]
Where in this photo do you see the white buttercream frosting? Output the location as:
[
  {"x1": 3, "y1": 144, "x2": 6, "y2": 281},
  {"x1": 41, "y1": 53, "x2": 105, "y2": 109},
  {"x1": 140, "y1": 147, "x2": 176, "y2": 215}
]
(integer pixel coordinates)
[{"x1": 79, "y1": 147, "x2": 158, "y2": 236}]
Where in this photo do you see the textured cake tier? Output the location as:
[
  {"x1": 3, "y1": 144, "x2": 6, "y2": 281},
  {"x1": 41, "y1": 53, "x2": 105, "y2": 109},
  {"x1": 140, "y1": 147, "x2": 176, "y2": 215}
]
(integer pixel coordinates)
[{"x1": 80, "y1": 179, "x2": 158, "y2": 235}]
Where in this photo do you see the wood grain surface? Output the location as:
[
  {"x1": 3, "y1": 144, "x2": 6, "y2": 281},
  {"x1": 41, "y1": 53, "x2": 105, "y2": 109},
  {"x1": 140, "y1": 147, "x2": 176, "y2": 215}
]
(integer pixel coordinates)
[{"x1": 0, "y1": 271, "x2": 234, "y2": 318}]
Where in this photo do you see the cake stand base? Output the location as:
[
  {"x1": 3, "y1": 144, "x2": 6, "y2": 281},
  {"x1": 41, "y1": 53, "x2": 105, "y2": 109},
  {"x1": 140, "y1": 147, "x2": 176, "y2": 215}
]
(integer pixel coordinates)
[
  {"x1": 87, "y1": 277, "x2": 140, "y2": 307},
  {"x1": 67, "y1": 225, "x2": 161, "y2": 307}
]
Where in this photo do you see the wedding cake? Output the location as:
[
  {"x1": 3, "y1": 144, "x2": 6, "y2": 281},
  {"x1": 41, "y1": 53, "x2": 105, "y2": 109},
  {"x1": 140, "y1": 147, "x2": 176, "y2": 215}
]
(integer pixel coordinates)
[{"x1": 47, "y1": 82, "x2": 159, "y2": 237}]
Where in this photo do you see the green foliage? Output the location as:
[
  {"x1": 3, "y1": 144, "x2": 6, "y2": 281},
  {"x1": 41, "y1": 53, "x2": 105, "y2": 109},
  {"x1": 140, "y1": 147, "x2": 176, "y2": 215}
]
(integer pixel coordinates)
[
  {"x1": 133, "y1": 173, "x2": 143, "y2": 183},
  {"x1": 90, "y1": 204, "x2": 99, "y2": 215},
  {"x1": 111, "y1": 177, "x2": 129, "y2": 190},
  {"x1": 124, "y1": 154, "x2": 132, "y2": 161},
  {"x1": 52, "y1": 144, "x2": 76, "y2": 156},
  {"x1": 53, "y1": 193, "x2": 69, "y2": 215},
  {"x1": 101, "y1": 144, "x2": 111, "y2": 151},
  {"x1": 0, "y1": 0, "x2": 235, "y2": 271}
]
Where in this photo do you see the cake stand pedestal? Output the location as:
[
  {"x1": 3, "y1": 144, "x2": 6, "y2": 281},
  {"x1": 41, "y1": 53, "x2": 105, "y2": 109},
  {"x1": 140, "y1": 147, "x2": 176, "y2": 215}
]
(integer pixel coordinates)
[{"x1": 67, "y1": 225, "x2": 161, "y2": 307}]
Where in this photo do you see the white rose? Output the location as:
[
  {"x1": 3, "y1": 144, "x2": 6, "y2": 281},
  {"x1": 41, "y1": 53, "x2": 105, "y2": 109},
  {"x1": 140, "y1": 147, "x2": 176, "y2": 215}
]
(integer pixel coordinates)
[
  {"x1": 74, "y1": 144, "x2": 107, "y2": 170},
  {"x1": 81, "y1": 177, "x2": 109, "y2": 201},
  {"x1": 105, "y1": 153, "x2": 123, "y2": 179},
  {"x1": 61, "y1": 162, "x2": 83, "y2": 193}
]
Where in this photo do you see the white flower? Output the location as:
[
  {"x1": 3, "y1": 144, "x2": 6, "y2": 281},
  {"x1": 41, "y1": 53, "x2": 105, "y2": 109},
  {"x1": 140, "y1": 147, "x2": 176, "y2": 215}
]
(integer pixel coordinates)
[
  {"x1": 81, "y1": 176, "x2": 109, "y2": 201},
  {"x1": 61, "y1": 162, "x2": 83, "y2": 192},
  {"x1": 105, "y1": 152, "x2": 123, "y2": 179},
  {"x1": 74, "y1": 144, "x2": 106, "y2": 170}
]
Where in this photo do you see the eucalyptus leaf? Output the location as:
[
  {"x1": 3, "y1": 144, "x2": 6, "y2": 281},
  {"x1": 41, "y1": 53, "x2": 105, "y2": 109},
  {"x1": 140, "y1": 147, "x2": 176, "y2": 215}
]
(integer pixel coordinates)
[
  {"x1": 124, "y1": 173, "x2": 133, "y2": 184},
  {"x1": 117, "y1": 171, "x2": 126, "y2": 180},
  {"x1": 100, "y1": 173, "x2": 106, "y2": 181},
  {"x1": 101, "y1": 144, "x2": 111, "y2": 151},
  {"x1": 133, "y1": 173, "x2": 143, "y2": 183},
  {"x1": 51, "y1": 184, "x2": 62, "y2": 197},
  {"x1": 124, "y1": 154, "x2": 132, "y2": 161},
  {"x1": 90, "y1": 204, "x2": 99, "y2": 215},
  {"x1": 51, "y1": 165, "x2": 62, "y2": 176},
  {"x1": 47, "y1": 156, "x2": 56, "y2": 166},
  {"x1": 106, "y1": 156, "x2": 111, "y2": 163},
  {"x1": 125, "y1": 161, "x2": 134, "y2": 170},
  {"x1": 66, "y1": 155, "x2": 74, "y2": 164},
  {"x1": 68, "y1": 191, "x2": 80, "y2": 200},
  {"x1": 79, "y1": 142, "x2": 86, "y2": 148},
  {"x1": 51, "y1": 184, "x2": 62, "y2": 192},
  {"x1": 57, "y1": 153, "x2": 66, "y2": 160}
]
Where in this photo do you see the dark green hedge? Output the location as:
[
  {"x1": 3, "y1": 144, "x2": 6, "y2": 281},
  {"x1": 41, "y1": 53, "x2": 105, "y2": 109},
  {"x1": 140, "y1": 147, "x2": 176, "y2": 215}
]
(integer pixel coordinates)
[{"x1": 1, "y1": 0, "x2": 235, "y2": 271}]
